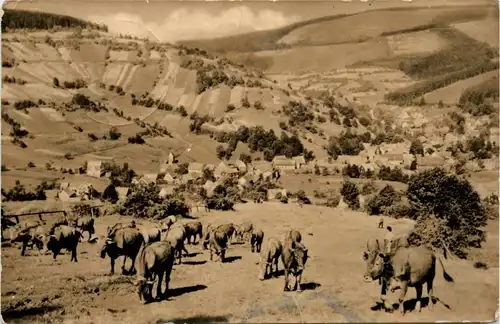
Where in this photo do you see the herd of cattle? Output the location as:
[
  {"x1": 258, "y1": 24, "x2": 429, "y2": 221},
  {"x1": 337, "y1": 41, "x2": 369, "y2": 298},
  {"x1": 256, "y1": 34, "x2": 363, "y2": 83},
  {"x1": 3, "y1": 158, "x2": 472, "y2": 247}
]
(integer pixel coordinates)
[{"x1": 3, "y1": 213, "x2": 455, "y2": 315}]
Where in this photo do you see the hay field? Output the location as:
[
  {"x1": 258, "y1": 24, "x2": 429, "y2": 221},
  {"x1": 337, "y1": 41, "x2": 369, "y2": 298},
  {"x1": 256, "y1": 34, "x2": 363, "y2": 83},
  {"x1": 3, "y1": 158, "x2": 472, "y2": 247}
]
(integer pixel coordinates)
[{"x1": 1, "y1": 202, "x2": 498, "y2": 324}]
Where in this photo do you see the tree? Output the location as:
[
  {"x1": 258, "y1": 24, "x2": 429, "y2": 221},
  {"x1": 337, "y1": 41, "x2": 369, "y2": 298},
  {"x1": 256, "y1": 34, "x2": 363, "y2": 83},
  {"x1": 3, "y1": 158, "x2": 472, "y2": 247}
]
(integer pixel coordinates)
[
  {"x1": 108, "y1": 127, "x2": 121, "y2": 140},
  {"x1": 102, "y1": 183, "x2": 119, "y2": 204},
  {"x1": 239, "y1": 153, "x2": 252, "y2": 164},
  {"x1": 407, "y1": 168, "x2": 487, "y2": 258},
  {"x1": 409, "y1": 139, "x2": 424, "y2": 156},
  {"x1": 340, "y1": 180, "x2": 360, "y2": 210}
]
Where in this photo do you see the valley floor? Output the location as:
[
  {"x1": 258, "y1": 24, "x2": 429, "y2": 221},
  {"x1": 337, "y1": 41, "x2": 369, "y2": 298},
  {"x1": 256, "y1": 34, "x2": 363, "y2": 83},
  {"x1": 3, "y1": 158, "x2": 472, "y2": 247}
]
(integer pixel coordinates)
[{"x1": 1, "y1": 203, "x2": 498, "y2": 323}]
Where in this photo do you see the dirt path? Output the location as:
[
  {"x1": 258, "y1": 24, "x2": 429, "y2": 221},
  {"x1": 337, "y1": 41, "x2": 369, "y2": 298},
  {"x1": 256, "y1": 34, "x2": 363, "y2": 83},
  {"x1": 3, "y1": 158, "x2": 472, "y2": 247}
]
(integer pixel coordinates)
[{"x1": 1, "y1": 203, "x2": 498, "y2": 323}]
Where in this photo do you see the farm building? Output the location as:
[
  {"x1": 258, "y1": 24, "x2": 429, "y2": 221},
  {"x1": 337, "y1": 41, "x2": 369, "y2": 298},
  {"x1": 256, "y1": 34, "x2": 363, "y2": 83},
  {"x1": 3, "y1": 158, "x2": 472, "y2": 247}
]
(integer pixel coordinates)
[
  {"x1": 234, "y1": 160, "x2": 247, "y2": 173},
  {"x1": 143, "y1": 173, "x2": 159, "y2": 184},
  {"x1": 214, "y1": 162, "x2": 239, "y2": 178},
  {"x1": 292, "y1": 156, "x2": 306, "y2": 168},
  {"x1": 58, "y1": 187, "x2": 77, "y2": 202},
  {"x1": 180, "y1": 173, "x2": 195, "y2": 184},
  {"x1": 87, "y1": 160, "x2": 105, "y2": 178},
  {"x1": 116, "y1": 187, "x2": 130, "y2": 201},
  {"x1": 272, "y1": 156, "x2": 296, "y2": 170},
  {"x1": 188, "y1": 163, "x2": 204, "y2": 177},
  {"x1": 160, "y1": 163, "x2": 176, "y2": 173},
  {"x1": 162, "y1": 173, "x2": 176, "y2": 184},
  {"x1": 250, "y1": 161, "x2": 273, "y2": 174}
]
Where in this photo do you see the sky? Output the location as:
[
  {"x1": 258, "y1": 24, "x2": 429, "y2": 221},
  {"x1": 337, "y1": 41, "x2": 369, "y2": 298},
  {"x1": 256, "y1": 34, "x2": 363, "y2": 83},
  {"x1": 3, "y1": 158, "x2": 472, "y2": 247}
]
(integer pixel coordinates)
[{"x1": 3, "y1": 0, "x2": 495, "y2": 42}]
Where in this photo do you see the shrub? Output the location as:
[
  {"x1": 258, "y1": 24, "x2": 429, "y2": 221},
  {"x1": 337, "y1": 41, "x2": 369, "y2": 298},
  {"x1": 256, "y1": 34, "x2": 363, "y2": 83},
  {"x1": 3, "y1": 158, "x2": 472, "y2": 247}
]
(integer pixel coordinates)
[
  {"x1": 295, "y1": 190, "x2": 311, "y2": 205},
  {"x1": 108, "y1": 127, "x2": 121, "y2": 140},
  {"x1": 101, "y1": 183, "x2": 119, "y2": 204},
  {"x1": 406, "y1": 168, "x2": 487, "y2": 258},
  {"x1": 409, "y1": 139, "x2": 424, "y2": 156},
  {"x1": 2, "y1": 180, "x2": 46, "y2": 201},
  {"x1": 326, "y1": 194, "x2": 341, "y2": 208},
  {"x1": 365, "y1": 185, "x2": 400, "y2": 215},
  {"x1": 361, "y1": 180, "x2": 377, "y2": 195},
  {"x1": 340, "y1": 180, "x2": 360, "y2": 210}
]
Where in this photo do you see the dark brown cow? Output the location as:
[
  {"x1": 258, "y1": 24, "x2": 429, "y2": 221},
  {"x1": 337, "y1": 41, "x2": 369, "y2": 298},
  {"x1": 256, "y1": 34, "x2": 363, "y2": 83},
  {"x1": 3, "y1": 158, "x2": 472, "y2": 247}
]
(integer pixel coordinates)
[
  {"x1": 134, "y1": 241, "x2": 175, "y2": 303},
  {"x1": 209, "y1": 229, "x2": 228, "y2": 263},
  {"x1": 47, "y1": 225, "x2": 83, "y2": 262},
  {"x1": 184, "y1": 221, "x2": 203, "y2": 245},
  {"x1": 281, "y1": 230, "x2": 308, "y2": 292},
  {"x1": 100, "y1": 227, "x2": 144, "y2": 275},
  {"x1": 250, "y1": 229, "x2": 264, "y2": 253},
  {"x1": 258, "y1": 237, "x2": 282, "y2": 280}
]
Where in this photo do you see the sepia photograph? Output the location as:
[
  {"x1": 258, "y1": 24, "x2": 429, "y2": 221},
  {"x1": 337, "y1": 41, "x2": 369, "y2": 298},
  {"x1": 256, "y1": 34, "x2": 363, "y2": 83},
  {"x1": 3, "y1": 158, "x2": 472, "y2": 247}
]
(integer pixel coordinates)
[{"x1": 0, "y1": 0, "x2": 499, "y2": 322}]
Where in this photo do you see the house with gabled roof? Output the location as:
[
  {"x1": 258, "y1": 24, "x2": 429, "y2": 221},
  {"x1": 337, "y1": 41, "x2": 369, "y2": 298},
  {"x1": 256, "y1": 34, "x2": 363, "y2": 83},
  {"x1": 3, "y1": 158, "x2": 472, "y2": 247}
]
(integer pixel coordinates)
[
  {"x1": 162, "y1": 173, "x2": 176, "y2": 185},
  {"x1": 58, "y1": 187, "x2": 77, "y2": 202},
  {"x1": 214, "y1": 162, "x2": 239, "y2": 178},
  {"x1": 44, "y1": 189, "x2": 59, "y2": 200},
  {"x1": 142, "y1": 173, "x2": 159, "y2": 184},
  {"x1": 188, "y1": 162, "x2": 204, "y2": 177},
  {"x1": 87, "y1": 160, "x2": 105, "y2": 178},
  {"x1": 292, "y1": 156, "x2": 306, "y2": 169},
  {"x1": 180, "y1": 173, "x2": 195, "y2": 184},
  {"x1": 116, "y1": 187, "x2": 130, "y2": 201},
  {"x1": 252, "y1": 161, "x2": 273, "y2": 174},
  {"x1": 234, "y1": 159, "x2": 247, "y2": 173},
  {"x1": 272, "y1": 155, "x2": 296, "y2": 170}
]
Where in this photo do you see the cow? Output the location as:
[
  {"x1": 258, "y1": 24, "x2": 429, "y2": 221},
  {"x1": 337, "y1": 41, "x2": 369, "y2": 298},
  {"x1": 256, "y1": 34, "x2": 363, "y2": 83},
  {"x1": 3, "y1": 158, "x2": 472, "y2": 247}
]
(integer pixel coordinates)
[
  {"x1": 71, "y1": 216, "x2": 95, "y2": 242},
  {"x1": 165, "y1": 223, "x2": 189, "y2": 265},
  {"x1": 46, "y1": 225, "x2": 83, "y2": 262},
  {"x1": 281, "y1": 230, "x2": 308, "y2": 292},
  {"x1": 250, "y1": 229, "x2": 264, "y2": 253},
  {"x1": 10, "y1": 223, "x2": 50, "y2": 256},
  {"x1": 209, "y1": 228, "x2": 228, "y2": 263},
  {"x1": 258, "y1": 237, "x2": 282, "y2": 280},
  {"x1": 100, "y1": 227, "x2": 144, "y2": 275},
  {"x1": 217, "y1": 223, "x2": 235, "y2": 244},
  {"x1": 362, "y1": 237, "x2": 409, "y2": 309},
  {"x1": 107, "y1": 220, "x2": 137, "y2": 237},
  {"x1": 139, "y1": 224, "x2": 161, "y2": 246},
  {"x1": 158, "y1": 216, "x2": 176, "y2": 233},
  {"x1": 202, "y1": 224, "x2": 214, "y2": 250},
  {"x1": 134, "y1": 241, "x2": 175, "y2": 304},
  {"x1": 364, "y1": 243, "x2": 454, "y2": 315},
  {"x1": 184, "y1": 221, "x2": 203, "y2": 245},
  {"x1": 236, "y1": 222, "x2": 253, "y2": 242}
]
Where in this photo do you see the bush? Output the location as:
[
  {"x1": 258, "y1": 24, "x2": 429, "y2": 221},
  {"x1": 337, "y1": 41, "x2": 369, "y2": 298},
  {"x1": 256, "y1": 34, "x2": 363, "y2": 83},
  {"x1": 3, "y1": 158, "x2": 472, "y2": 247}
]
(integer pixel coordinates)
[
  {"x1": 406, "y1": 168, "x2": 487, "y2": 258},
  {"x1": 101, "y1": 183, "x2": 119, "y2": 203},
  {"x1": 409, "y1": 139, "x2": 424, "y2": 156},
  {"x1": 2, "y1": 180, "x2": 46, "y2": 201},
  {"x1": 360, "y1": 180, "x2": 377, "y2": 195},
  {"x1": 340, "y1": 180, "x2": 360, "y2": 210},
  {"x1": 326, "y1": 194, "x2": 341, "y2": 208},
  {"x1": 365, "y1": 185, "x2": 400, "y2": 215},
  {"x1": 108, "y1": 127, "x2": 121, "y2": 140},
  {"x1": 295, "y1": 190, "x2": 311, "y2": 205}
]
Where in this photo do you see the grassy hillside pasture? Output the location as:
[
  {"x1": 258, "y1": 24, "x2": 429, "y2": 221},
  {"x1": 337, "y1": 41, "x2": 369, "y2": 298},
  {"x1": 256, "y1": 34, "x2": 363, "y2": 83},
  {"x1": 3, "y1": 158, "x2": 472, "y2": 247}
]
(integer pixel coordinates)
[{"x1": 424, "y1": 69, "x2": 499, "y2": 104}]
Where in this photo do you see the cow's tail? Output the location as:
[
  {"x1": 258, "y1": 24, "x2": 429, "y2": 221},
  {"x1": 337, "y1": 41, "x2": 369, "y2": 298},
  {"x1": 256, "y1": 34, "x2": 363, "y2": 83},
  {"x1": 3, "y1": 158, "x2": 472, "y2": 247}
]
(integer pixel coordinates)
[{"x1": 437, "y1": 255, "x2": 454, "y2": 282}]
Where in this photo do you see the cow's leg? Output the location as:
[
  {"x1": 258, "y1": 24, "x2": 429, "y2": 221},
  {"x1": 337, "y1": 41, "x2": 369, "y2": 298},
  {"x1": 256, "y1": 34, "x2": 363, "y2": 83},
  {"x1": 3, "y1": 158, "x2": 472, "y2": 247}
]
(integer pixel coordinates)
[
  {"x1": 72, "y1": 246, "x2": 78, "y2": 262},
  {"x1": 398, "y1": 282, "x2": 409, "y2": 315},
  {"x1": 273, "y1": 258, "x2": 279, "y2": 277},
  {"x1": 178, "y1": 247, "x2": 183, "y2": 264},
  {"x1": 21, "y1": 239, "x2": 28, "y2": 256},
  {"x1": 297, "y1": 273, "x2": 303, "y2": 292},
  {"x1": 121, "y1": 256, "x2": 128, "y2": 274},
  {"x1": 164, "y1": 266, "x2": 173, "y2": 300},
  {"x1": 380, "y1": 278, "x2": 392, "y2": 311},
  {"x1": 414, "y1": 284, "x2": 423, "y2": 313},
  {"x1": 283, "y1": 269, "x2": 290, "y2": 291},
  {"x1": 110, "y1": 258, "x2": 115, "y2": 275},
  {"x1": 129, "y1": 255, "x2": 137, "y2": 275},
  {"x1": 251, "y1": 242, "x2": 255, "y2": 253},
  {"x1": 427, "y1": 279, "x2": 434, "y2": 310},
  {"x1": 210, "y1": 247, "x2": 214, "y2": 261},
  {"x1": 220, "y1": 249, "x2": 226, "y2": 262},
  {"x1": 156, "y1": 271, "x2": 163, "y2": 300}
]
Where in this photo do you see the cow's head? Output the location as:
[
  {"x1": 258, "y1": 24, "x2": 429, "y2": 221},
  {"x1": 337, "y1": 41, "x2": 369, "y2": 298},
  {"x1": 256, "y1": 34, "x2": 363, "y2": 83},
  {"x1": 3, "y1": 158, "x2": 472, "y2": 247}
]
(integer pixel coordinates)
[
  {"x1": 46, "y1": 235, "x2": 57, "y2": 252},
  {"x1": 293, "y1": 243, "x2": 308, "y2": 273},
  {"x1": 257, "y1": 257, "x2": 268, "y2": 281},
  {"x1": 363, "y1": 238, "x2": 388, "y2": 282},
  {"x1": 134, "y1": 277, "x2": 154, "y2": 303},
  {"x1": 100, "y1": 238, "x2": 115, "y2": 258}
]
